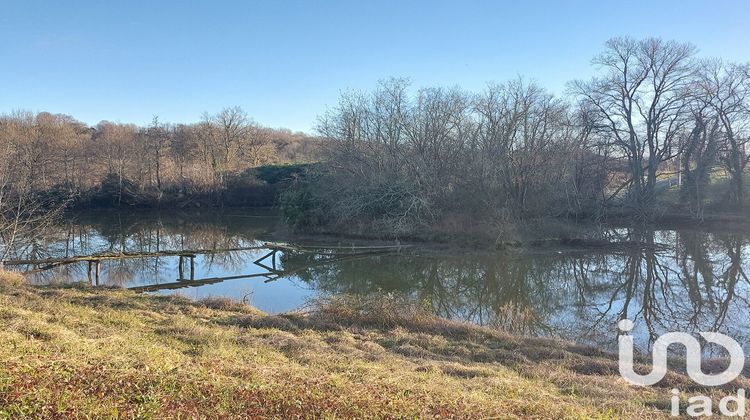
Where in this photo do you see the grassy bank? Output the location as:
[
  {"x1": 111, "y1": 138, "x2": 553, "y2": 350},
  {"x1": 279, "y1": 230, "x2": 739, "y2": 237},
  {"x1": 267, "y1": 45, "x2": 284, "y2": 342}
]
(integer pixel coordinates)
[{"x1": 0, "y1": 280, "x2": 740, "y2": 418}]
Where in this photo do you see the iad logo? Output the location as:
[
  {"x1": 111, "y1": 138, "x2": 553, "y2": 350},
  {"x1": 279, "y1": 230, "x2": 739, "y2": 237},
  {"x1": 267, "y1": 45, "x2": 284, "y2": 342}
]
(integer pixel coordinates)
[
  {"x1": 617, "y1": 319, "x2": 747, "y2": 417},
  {"x1": 617, "y1": 319, "x2": 745, "y2": 386}
]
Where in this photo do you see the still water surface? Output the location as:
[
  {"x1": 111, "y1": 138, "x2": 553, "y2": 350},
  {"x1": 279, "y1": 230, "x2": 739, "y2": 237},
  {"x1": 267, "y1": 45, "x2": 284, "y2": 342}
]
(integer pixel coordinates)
[{"x1": 13, "y1": 210, "x2": 750, "y2": 353}]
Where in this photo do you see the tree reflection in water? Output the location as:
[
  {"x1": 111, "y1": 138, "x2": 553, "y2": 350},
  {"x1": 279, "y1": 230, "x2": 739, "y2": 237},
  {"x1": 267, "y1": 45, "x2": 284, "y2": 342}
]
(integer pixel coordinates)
[
  {"x1": 24, "y1": 211, "x2": 277, "y2": 287},
  {"x1": 285, "y1": 228, "x2": 750, "y2": 351},
  {"x1": 17, "y1": 212, "x2": 750, "y2": 351}
]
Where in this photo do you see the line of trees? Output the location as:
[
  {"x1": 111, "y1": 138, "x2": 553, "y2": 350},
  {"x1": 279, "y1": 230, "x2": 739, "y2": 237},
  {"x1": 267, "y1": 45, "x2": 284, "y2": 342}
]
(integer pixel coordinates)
[
  {"x1": 1, "y1": 36, "x2": 748, "y2": 242},
  {"x1": 0, "y1": 107, "x2": 320, "y2": 257},
  {"x1": 574, "y1": 38, "x2": 750, "y2": 214},
  {"x1": 0, "y1": 107, "x2": 320, "y2": 209},
  {"x1": 283, "y1": 37, "x2": 750, "y2": 237}
]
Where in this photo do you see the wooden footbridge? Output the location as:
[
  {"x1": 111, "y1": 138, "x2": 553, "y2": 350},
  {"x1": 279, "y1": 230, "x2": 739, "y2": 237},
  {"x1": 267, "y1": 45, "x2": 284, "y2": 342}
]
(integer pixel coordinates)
[{"x1": 3, "y1": 241, "x2": 410, "y2": 290}]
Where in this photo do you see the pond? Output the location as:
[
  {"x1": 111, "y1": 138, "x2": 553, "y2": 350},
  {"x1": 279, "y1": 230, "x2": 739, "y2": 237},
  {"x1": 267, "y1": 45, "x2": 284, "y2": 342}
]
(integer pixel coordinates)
[{"x1": 9, "y1": 209, "x2": 750, "y2": 354}]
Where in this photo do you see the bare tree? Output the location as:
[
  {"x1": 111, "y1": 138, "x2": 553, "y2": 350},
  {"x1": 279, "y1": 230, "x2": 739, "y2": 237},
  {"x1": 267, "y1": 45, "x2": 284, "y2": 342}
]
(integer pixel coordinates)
[
  {"x1": 241, "y1": 124, "x2": 275, "y2": 167},
  {"x1": 170, "y1": 124, "x2": 199, "y2": 187},
  {"x1": 0, "y1": 113, "x2": 64, "y2": 260},
  {"x1": 680, "y1": 101, "x2": 721, "y2": 215},
  {"x1": 144, "y1": 116, "x2": 169, "y2": 194},
  {"x1": 697, "y1": 60, "x2": 750, "y2": 208},
  {"x1": 473, "y1": 79, "x2": 578, "y2": 216},
  {"x1": 311, "y1": 78, "x2": 597, "y2": 235},
  {"x1": 572, "y1": 37, "x2": 697, "y2": 208},
  {"x1": 216, "y1": 106, "x2": 249, "y2": 174},
  {"x1": 95, "y1": 121, "x2": 138, "y2": 205}
]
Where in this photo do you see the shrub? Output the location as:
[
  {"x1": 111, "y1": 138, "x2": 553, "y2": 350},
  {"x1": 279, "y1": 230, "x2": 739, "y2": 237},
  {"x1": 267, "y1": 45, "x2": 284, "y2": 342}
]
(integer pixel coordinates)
[
  {"x1": 279, "y1": 182, "x2": 325, "y2": 229},
  {"x1": 253, "y1": 163, "x2": 314, "y2": 185},
  {"x1": 88, "y1": 173, "x2": 142, "y2": 207},
  {"x1": 0, "y1": 269, "x2": 25, "y2": 287}
]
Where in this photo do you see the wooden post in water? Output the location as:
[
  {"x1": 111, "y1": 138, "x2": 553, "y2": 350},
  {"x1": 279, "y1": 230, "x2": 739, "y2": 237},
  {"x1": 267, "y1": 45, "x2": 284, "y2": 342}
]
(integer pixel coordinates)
[
  {"x1": 178, "y1": 256, "x2": 184, "y2": 280},
  {"x1": 94, "y1": 261, "x2": 101, "y2": 286},
  {"x1": 189, "y1": 256, "x2": 195, "y2": 280},
  {"x1": 87, "y1": 261, "x2": 93, "y2": 284}
]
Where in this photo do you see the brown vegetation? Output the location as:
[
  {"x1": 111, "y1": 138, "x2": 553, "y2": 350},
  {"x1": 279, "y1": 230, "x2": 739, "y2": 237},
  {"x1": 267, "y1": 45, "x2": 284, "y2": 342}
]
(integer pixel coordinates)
[
  {"x1": 282, "y1": 37, "x2": 750, "y2": 240},
  {"x1": 4, "y1": 283, "x2": 743, "y2": 418},
  {"x1": 0, "y1": 269, "x2": 25, "y2": 287},
  {"x1": 0, "y1": 107, "x2": 321, "y2": 208}
]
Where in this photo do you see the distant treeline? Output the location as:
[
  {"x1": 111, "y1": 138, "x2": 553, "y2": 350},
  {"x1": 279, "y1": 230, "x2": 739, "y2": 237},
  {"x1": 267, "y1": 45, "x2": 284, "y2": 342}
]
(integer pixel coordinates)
[
  {"x1": 0, "y1": 107, "x2": 321, "y2": 209},
  {"x1": 2, "y1": 36, "x2": 750, "y2": 243},
  {"x1": 281, "y1": 37, "x2": 750, "y2": 239}
]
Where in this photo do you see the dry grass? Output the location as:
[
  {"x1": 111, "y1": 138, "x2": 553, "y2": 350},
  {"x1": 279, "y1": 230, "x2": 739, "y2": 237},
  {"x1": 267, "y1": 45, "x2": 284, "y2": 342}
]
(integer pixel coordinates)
[
  {"x1": 0, "y1": 283, "x2": 740, "y2": 418},
  {"x1": 0, "y1": 269, "x2": 25, "y2": 287}
]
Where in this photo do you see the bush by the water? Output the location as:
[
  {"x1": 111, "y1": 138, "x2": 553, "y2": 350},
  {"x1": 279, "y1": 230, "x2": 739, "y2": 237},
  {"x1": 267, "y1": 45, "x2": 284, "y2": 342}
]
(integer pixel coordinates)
[{"x1": 0, "y1": 269, "x2": 25, "y2": 287}]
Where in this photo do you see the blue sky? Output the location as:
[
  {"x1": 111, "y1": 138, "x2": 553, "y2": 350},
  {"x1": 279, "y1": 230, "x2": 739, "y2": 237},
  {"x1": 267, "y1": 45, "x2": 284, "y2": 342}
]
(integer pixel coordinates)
[{"x1": 1, "y1": 0, "x2": 748, "y2": 133}]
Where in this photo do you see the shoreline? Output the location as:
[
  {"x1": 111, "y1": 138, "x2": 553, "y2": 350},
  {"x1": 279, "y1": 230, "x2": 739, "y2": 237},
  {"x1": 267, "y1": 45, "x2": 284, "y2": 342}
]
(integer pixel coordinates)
[
  {"x1": 2, "y1": 281, "x2": 738, "y2": 418},
  {"x1": 57, "y1": 205, "x2": 750, "y2": 257}
]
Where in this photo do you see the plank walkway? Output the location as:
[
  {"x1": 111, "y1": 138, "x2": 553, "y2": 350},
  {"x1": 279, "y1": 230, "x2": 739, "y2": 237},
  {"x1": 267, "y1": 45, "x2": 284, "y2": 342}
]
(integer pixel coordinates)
[{"x1": 2, "y1": 246, "x2": 267, "y2": 267}]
